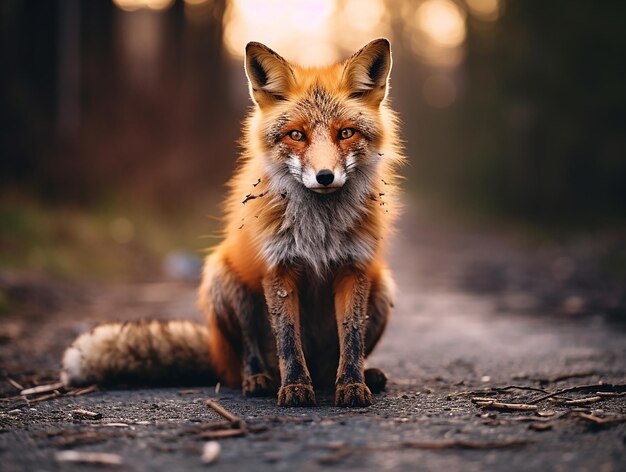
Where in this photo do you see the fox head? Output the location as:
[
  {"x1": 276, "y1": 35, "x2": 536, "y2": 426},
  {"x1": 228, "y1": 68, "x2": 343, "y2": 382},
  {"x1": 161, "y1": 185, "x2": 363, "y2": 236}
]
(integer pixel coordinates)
[{"x1": 243, "y1": 39, "x2": 396, "y2": 196}]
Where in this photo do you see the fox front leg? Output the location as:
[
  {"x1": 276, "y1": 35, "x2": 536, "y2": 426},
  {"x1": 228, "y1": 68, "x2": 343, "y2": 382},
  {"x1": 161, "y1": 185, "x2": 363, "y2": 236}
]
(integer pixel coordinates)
[
  {"x1": 334, "y1": 267, "x2": 373, "y2": 407},
  {"x1": 263, "y1": 268, "x2": 316, "y2": 407}
]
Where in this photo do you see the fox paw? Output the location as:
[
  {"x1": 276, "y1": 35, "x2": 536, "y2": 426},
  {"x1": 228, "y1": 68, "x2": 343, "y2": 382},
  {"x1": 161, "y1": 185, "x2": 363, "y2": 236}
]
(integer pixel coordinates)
[
  {"x1": 277, "y1": 383, "x2": 316, "y2": 407},
  {"x1": 364, "y1": 367, "x2": 387, "y2": 394},
  {"x1": 335, "y1": 382, "x2": 372, "y2": 407},
  {"x1": 242, "y1": 373, "x2": 275, "y2": 397}
]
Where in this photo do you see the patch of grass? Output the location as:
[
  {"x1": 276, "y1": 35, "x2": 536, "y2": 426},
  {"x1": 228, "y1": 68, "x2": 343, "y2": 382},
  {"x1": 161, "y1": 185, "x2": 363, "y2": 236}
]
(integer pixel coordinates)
[{"x1": 0, "y1": 194, "x2": 221, "y2": 281}]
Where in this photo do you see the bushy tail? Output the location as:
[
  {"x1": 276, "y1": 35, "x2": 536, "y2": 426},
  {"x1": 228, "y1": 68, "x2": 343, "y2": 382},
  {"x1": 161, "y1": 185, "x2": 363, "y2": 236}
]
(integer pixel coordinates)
[{"x1": 61, "y1": 320, "x2": 218, "y2": 387}]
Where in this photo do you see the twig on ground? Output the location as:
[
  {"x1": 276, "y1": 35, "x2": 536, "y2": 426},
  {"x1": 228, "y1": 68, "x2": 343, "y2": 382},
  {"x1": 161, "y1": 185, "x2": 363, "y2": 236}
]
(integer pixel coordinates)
[
  {"x1": 472, "y1": 399, "x2": 538, "y2": 411},
  {"x1": 28, "y1": 391, "x2": 62, "y2": 403},
  {"x1": 68, "y1": 385, "x2": 98, "y2": 396},
  {"x1": 71, "y1": 409, "x2": 103, "y2": 420},
  {"x1": 471, "y1": 397, "x2": 498, "y2": 402},
  {"x1": 530, "y1": 383, "x2": 626, "y2": 404},
  {"x1": 494, "y1": 385, "x2": 549, "y2": 394},
  {"x1": 20, "y1": 382, "x2": 64, "y2": 396},
  {"x1": 558, "y1": 396, "x2": 603, "y2": 405},
  {"x1": 594, "y1": 391, "x2": 626, "y2": 398},
  {"x1": 205, "y1": 399, "x2": 243, "y2": 426},
  {"x1": 6, "y1": 377, "x2": 24, "y2": 390},
  {"x1": 55, "y1": 451, "x2": 123, "y2": 466},
  {"x1": 577, "y1": 413, "x2": 626, "y2": 425}
]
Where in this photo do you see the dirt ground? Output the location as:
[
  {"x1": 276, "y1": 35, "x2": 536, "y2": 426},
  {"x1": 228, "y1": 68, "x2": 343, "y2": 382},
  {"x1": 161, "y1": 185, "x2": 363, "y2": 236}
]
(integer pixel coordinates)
[{"x1": 1, "y1": 205, "x2": 625, "y2": 471}]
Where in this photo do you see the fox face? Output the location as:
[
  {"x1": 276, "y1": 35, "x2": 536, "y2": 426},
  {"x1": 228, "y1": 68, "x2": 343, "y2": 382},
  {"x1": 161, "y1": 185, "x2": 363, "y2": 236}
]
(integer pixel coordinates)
[{"x1": 244, "y1": 39, "x2": 392, "y2": 195}]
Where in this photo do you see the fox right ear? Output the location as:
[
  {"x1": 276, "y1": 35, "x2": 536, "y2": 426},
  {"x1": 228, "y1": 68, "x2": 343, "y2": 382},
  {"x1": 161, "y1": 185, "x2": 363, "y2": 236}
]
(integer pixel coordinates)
[{"x1": 245, "y1": 42, "x2": 294, "y2": 107}]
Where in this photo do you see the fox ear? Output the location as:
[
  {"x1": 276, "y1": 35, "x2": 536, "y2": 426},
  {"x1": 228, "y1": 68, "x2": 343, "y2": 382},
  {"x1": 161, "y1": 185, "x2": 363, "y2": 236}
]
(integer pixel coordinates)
[
  {"x1": 342, "y1": 38, "x2": 392, "y2": 106},
  {"x1": 245, "y1": 42, "x2": 294, "y2": 107}
]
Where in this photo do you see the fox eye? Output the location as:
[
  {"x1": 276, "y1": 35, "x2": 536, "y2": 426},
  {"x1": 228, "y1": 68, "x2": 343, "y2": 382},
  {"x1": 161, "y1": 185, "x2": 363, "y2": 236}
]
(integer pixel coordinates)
[
  {"x1": 339, "y1": 128, "x2": 355, "y2": 140},
  {"x1": 288, "y1": 130, "x2": 305, "y2": 141}
]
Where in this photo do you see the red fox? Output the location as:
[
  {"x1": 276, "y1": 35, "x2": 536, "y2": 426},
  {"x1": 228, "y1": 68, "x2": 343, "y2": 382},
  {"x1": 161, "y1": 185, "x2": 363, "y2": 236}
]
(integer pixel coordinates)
[{"x1": 61, "y1": 39, "x2": 404, "y2": 407}]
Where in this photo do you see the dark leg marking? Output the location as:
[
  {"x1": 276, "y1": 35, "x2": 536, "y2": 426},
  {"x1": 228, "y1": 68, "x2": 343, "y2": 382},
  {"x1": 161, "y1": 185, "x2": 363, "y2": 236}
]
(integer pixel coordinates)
[
  {"x1": 334, "y1": 268, "x2": 372, "y2": 407},
  {"x1": 263, "y1": 268, "x2": 316, "y2": 407},
  {"x1": 210, "y1": 264, "x2": 275, "y2": 396}
]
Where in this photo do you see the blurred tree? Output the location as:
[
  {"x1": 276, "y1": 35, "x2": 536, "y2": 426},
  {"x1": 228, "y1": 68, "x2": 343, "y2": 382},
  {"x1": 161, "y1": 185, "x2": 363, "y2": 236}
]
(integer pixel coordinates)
[
  {"x1": 2, "y1": 0, "x2": 234, "y2": 211},
  {"x1": 460, "y1": 0, "x2": 626, "y2": 222},
  {"x1": 2, "y1": 0, "x2": 60, "y2": 194}
]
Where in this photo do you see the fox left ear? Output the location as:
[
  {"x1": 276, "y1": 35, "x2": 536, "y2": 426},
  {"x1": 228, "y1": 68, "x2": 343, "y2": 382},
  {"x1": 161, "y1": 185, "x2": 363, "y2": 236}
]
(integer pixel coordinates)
[{"x1": 342, "y1": 38, "x2": 392, "y2": 106}]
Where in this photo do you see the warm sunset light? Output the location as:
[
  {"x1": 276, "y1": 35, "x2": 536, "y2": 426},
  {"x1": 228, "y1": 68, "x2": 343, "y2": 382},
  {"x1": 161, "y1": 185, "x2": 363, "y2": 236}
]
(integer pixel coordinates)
[
  {"x1": 113, "y1": 0, "x2": 174, "y2": 12},
  {"x1": 223, "y1": 0, "x2": 337, "y2": 65},
  {"x1": 415, "y1": 0, "x2": 466, "y2": 48},
  {"x1": 222, "y1": 0, "x2": 390, "y2": 65}
]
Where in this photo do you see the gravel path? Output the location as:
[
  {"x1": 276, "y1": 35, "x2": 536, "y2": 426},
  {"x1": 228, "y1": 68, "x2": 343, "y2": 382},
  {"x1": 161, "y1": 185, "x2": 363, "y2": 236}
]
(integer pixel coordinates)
[{"x1": 1, "y1": 205, "x2": 625, "y2": 471}]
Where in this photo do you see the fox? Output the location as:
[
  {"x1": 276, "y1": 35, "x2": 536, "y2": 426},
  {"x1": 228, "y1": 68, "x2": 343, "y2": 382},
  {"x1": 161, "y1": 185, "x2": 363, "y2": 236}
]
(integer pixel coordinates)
[{"x1": 60, "y1": 38, "x2": 405, "y2": 407}]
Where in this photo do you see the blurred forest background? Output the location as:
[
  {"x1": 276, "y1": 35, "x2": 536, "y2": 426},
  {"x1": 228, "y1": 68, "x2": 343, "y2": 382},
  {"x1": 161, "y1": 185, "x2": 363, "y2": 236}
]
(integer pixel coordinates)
[{"x1": 1, "y1": 0, "x2": 626, "y2": 280}]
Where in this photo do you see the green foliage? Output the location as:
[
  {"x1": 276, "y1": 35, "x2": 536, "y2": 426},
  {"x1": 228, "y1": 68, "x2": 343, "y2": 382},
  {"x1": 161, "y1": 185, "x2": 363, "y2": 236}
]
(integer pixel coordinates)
[{"x1": 0, "y1": 196, "x2": 219, "y2": 281}]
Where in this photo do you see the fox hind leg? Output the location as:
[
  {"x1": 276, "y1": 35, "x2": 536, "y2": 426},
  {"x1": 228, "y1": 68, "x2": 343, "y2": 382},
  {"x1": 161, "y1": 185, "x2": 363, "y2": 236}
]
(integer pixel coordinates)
[
  {"x1": 199, "y1": 255, "x2": 276, "y2": 396},
  {"x1": 362, "y1": 267, "x2": 394, "y2": 394}
]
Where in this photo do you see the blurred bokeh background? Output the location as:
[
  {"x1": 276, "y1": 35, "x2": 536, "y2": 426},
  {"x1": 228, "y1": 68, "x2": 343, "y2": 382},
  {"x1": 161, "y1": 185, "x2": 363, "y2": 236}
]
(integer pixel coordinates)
[{"x1": 2, "y1": 0, "x2": 626, "y2": 281}]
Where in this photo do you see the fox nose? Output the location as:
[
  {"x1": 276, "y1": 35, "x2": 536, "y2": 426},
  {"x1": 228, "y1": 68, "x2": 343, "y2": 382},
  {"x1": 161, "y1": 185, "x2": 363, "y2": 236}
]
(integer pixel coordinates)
[{"x1": 316, "y1": 169, "x2": 335, "y2": 186}]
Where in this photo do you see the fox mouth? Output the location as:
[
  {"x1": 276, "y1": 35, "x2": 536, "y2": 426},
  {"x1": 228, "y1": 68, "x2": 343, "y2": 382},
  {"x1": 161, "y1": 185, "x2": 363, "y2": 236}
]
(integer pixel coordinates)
[{"x1": 309, "y1": 185, "x2": 342, "y2": 194}]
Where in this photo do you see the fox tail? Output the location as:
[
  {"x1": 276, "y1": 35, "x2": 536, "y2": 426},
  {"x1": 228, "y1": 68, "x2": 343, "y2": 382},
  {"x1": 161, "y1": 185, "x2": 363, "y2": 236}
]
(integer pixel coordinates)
[{"x1": 60, "y1": 320, "x2": 217, "y2": 387}]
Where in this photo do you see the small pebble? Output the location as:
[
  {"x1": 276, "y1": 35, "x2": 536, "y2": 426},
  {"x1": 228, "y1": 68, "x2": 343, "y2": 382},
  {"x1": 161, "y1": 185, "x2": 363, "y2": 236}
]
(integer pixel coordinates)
[{"x1": 201, "y1": 441, "x2": 221, "y2": 464}]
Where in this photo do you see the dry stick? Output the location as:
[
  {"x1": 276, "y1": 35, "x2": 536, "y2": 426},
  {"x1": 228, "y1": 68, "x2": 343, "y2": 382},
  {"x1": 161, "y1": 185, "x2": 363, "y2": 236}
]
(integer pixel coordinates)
[
  {"x1": 72, "y1": 409, "x2": 103, "y2": 420},
  {"x1": 68, "y1": 385, "x2": 98, "y2": 396},
  {"x1": 0, "y1": 395, "x2": 24, "y2": 402},
  {"x1": 449, "y1": 389, "x2": 495, "y2": 398},
  {"x1": 6, "y1": 377, "x2": 24, "y2": 390},
  {"x1": 449, "y1": 384, "x2": 548, "y2": 398},
  {"x1": 530, "y1": 383, "x2": 626, "y2": 404},
  {"x1": 595, "y1": 391, "x2": 626, "y2": 398},
  {"x1": 55, "y1": 451, "x2": 123, "y2": 466},
  {"x1": 205, "y1": 399, "x2": 242, "y2": 425},
  {"x1": 474, "y1": 400, "x2": 538, "y2": 411},
  {"x1": 494, "y1": 385, "x2": 549, "y2": 394},
  {"x1": 560, "y1": 396, "x2": 603, "y2": 405},
  {"x1": 28, "y1": 391, "x2": 62, "y2": 403},
  {"x1": 20, "y1": 382, "x2": 64, "y2": 396},
  {"x1": 578, "y1": 413, "x2": 626, "y2": 425},
  {"x1": 471, "y1": 397, "x2": 498, "y2": 402}
]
